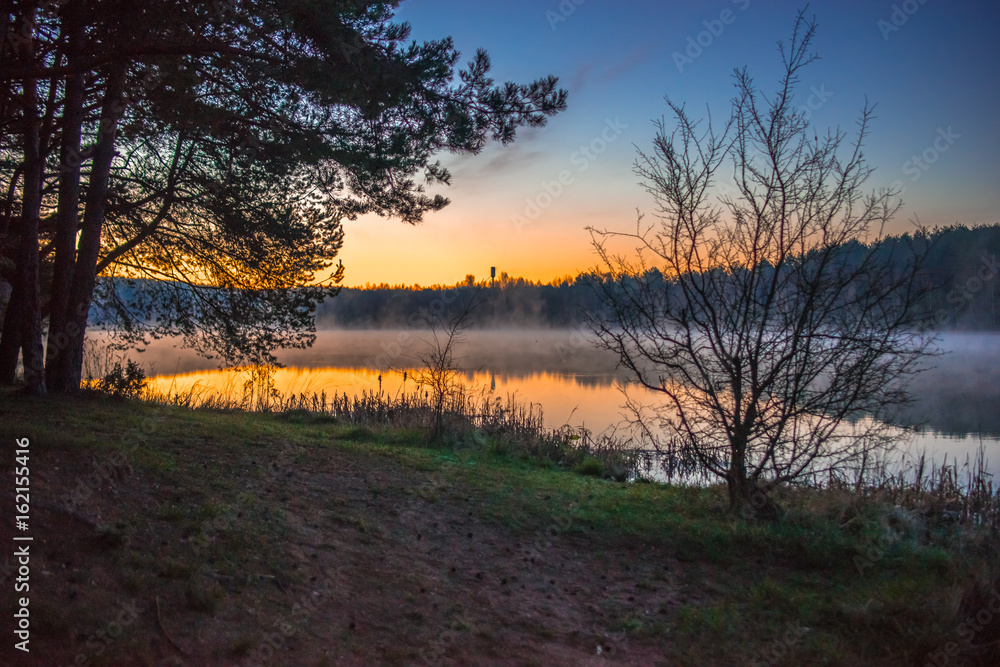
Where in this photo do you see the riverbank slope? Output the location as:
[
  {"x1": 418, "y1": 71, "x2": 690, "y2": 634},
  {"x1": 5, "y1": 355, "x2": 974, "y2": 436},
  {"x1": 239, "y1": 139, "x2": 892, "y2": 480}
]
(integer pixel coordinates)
[{"x1": 1, "y1": 392, "x2": 996, "y2": 665}]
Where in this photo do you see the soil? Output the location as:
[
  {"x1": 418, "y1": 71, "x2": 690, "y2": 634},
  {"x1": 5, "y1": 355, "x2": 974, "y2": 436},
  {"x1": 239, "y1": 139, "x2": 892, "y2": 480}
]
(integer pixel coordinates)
[{"x1": 1, "y1": 420, "x2": 695, "y2": 666}]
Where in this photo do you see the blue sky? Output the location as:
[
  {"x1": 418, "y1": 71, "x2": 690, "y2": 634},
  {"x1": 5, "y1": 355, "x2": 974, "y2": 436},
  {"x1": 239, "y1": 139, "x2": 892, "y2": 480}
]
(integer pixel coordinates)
[{"x1": 339, "y1": 0, "x2": 1000, "y2": 286}]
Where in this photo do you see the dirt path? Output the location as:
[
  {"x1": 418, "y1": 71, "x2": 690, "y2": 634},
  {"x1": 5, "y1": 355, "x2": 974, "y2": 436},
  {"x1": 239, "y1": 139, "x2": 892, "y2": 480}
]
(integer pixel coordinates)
[{"x1": 2, "y1": 427, "x2": 689, "y2": 666}]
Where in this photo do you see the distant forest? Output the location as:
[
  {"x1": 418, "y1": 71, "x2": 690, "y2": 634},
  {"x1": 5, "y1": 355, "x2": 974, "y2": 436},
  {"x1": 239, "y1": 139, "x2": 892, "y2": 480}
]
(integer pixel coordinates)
[{"x1": 316, "y1": 224, "x2": 1000, "y2": 330}]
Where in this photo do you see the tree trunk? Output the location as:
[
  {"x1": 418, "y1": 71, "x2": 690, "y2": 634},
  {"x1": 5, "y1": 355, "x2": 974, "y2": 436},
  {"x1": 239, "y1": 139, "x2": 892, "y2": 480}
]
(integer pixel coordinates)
[
  {"x1": 13, "y1": 4, "x2": 46, "y2": 395},
  {"x1": 0, "y1": 282, "x2": 24, "y2": 384},
  {"x1": 730, "y1": 472, "x2": 781, "y2": 521},
  {"x1": 726, "y1": 473, "x2": 749, "y2": 510},
  {"x1": 50, "y1": 62, "x2": 126, "y2": 393},
  {"x1": 45, "y1": 1, "x2": 87, "y2": 391},
  {"x1": 726, "y1": 434, "x2": 749, "y2": 509}
]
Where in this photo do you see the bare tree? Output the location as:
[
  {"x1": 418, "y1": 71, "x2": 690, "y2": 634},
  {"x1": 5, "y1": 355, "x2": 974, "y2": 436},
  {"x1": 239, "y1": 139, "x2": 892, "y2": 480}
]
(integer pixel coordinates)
[
  {"x1": 587, "y1": 12, "x2": 935, "y2": 514},
  {"x1": 411, "y1": 287, "x2": 487, "y2": 443}
]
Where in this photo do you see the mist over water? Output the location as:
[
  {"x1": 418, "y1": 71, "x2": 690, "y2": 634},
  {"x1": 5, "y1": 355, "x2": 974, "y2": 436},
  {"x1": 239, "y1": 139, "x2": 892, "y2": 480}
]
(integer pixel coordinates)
[
  {"x1": 901, "y1": 333, "x2": 1000, "y2": 437},
  {"x1": 109, "y1": 328, "x2": 1000, "y2": 476}
]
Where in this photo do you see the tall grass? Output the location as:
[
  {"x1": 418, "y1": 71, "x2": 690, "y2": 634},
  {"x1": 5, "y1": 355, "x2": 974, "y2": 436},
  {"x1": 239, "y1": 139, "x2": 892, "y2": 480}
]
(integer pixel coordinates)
[
  {"x1": 139, "y1": 361, "x2": 640, "y2": 479},
  {"x1": 849, "y1": 447, "x2": 998, "y2": 528},
  {"x1": 81, "y1": 340, "x2": 1000, "y2": 528},
  {"x1": 81, "y1": 337, "x2": 124, "y2": 384}
]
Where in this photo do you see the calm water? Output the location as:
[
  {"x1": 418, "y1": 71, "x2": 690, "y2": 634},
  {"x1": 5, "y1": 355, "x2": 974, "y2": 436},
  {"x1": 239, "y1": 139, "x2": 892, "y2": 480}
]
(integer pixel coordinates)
[{"x1": 105, "y1": 329, "x2": 1000, "y2": 477}]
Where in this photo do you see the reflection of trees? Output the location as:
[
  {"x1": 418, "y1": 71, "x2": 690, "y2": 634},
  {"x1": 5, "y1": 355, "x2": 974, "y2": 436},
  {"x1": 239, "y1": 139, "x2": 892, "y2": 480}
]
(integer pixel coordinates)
[
  {"x1": 134, "y1": 329, "x2": 1000, "y2": 440},
  {"x1": 897, "y1": 339, "x2": 1000, "y2": 436},
  {"x1": 907, "y1": 392, "x2": 1000, "y2": 438}
]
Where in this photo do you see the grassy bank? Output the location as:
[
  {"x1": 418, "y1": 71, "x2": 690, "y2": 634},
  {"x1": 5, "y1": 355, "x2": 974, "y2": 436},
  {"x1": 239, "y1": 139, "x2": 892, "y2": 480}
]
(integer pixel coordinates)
[{"x1": 1, "y1": 390, "x2": 998, "y2": 666}]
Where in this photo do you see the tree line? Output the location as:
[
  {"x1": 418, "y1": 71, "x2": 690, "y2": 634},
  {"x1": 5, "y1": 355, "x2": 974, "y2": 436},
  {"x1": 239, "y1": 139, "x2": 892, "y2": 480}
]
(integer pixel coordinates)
[{"x1": 306, "y1": 224, "x2": 999, "y2": 330}]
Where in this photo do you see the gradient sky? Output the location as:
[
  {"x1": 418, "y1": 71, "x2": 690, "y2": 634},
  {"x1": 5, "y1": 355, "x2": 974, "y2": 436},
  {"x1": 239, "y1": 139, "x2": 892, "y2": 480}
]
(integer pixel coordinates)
[{"x1": 337, "y1": 0, "x2": 1000, "y2": 287}]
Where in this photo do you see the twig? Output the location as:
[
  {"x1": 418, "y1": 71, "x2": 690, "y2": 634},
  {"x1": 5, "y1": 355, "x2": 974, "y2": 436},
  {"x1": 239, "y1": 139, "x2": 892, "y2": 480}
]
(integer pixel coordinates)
[
  {"x1": 254, "y1": 572, "x2": 288, "y2": 592},
  {"x1": 155, "y1": 596, "x2": 187, "y2": 655}
]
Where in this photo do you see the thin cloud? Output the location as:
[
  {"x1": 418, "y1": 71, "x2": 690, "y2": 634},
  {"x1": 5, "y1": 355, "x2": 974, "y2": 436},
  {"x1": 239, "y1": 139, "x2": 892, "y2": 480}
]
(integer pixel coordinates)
[
  {"x1": 447, "y1": 129, "x2": 548, "y2": 184},
  {"x1": 571, "y1": 43, "x2": 657, "y2": 94},
  {"x1": 569, "y1": 62, "x2": 595, "y2": 93},
  {"x1": 598, "y1": 43, "x2": 657, "y2": 84}
]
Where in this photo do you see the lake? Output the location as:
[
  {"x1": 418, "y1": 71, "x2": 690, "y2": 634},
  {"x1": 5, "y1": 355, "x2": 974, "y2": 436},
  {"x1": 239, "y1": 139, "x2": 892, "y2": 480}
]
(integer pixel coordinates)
[{"x1": 103, "y1": 329, "x2": 1000, "y2": 479}]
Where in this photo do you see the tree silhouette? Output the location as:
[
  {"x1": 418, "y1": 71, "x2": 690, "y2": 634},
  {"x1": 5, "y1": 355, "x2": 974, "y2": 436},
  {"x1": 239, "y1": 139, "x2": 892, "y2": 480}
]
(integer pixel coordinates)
[
  {"x1": 0, "y1": 0, "x2": 567, "y2": 393},
  {"x1": 586, "y1": 12, "x2": 936, "y2": 513}
]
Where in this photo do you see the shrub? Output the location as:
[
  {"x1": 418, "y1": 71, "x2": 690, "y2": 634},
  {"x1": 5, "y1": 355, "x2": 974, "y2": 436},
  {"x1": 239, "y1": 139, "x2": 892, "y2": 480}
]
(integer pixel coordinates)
[
  {"x1": 96, "y1": 360, "x2": 147, "y2": 400},
  {"x1": 574, "y1": 457, "x2": 605, "y2": 478}
]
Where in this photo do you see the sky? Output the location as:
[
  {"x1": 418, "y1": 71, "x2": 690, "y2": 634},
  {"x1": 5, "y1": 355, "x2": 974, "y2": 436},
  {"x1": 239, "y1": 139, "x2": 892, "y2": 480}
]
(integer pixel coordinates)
[{"x1": 336, "y1": 0, "x2": 1000, "y2": 287}]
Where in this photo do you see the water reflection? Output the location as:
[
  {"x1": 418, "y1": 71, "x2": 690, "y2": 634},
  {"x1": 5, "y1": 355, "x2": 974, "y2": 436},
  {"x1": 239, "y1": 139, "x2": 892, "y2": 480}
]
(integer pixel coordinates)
[
  {"x1": 109, "y1": 329, "x2": 1000, "y2": 474},
  {"x1": 146, "y1": 365, "x2": 635, "y2": 432}
]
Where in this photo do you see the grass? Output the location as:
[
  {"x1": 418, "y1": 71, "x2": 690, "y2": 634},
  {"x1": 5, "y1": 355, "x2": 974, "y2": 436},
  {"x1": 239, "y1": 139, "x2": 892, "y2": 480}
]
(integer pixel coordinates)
[{"x1": 3, "y1": 387, "x2": 1000, "y2": 665}]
